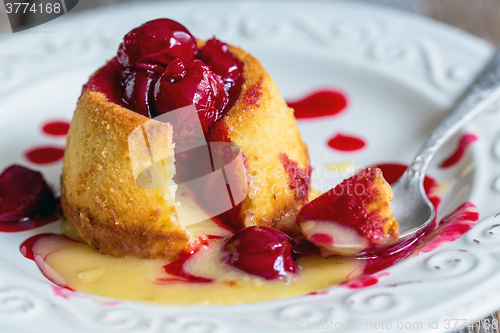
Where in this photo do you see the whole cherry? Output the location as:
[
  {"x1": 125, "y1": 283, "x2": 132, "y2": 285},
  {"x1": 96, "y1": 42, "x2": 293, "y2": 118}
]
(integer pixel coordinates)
[
  {"x1": 198, "y1": 38, "x2": 243, "y2": 93},
  {"x1": 224, "y1": 226, "x2": 298, "y2": 280},
  {"x1": 153, "y1": 58, "x2": 227, "y2": 134},
  {"x1": 117, "y1": 18, "x2": 197, "y2": 72},
  {"x1": 122, "y1": 69, "x2": 158, "y2": 117}
]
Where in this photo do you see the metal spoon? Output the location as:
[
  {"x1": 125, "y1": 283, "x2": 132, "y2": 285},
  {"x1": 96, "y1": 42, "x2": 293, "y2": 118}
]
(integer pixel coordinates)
[{"x1": 392, "y1": 48, "x2": 500, "y2": 240}]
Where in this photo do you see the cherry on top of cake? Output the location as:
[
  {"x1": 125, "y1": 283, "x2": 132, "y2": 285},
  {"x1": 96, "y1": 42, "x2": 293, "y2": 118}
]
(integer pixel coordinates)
[{"x1": 84, "y1": 18, "x2": 243, "y2": 135}]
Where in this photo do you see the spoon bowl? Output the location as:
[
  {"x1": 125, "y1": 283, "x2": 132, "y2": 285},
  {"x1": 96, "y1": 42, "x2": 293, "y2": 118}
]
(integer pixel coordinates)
[{"x1": 391, "y1": 175, "x2": 435, "y2": 239}]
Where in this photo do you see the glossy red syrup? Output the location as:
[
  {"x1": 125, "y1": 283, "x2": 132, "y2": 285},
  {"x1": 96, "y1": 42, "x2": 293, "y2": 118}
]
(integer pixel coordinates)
[
  {"x1": 280, "y1": 153, "x2": 312, "y2": 202},
  {"x1": 42, "y1": 121, "x2": 70, "y2": 136},
  {"x1": 439, "y1": 133, "x2": 478, "y2": 168},
  {"x1": 211, "y1": 210, "x2": 241, "y2": 233},
  {"x1": 0, "y1": 165, "x2": 59, "y2": 232},
  {"x1": 287, "y1": 90, "x2": 348, "y2": 119},
  {"x1": 327, "y1": 133, "x2": 366, "y2": 152},
  {"x1": 224, "y1": 226, "x2": 297, "y2": 280},
  {"x1": 25, "y1": 147, "x2": 65, "y2": 164},
  {"x1": 157, "y1": 238, "x2": 212, "y2": 283},
  {"x1": 418, "y1": 202, "x2": 479, "y2": 253},
  {"x1": 359, "y1": 201, "x2": 478, "y2": 276}
]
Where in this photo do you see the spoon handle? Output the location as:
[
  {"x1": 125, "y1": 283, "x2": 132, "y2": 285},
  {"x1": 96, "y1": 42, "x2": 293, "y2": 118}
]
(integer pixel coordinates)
[{"x1": 406, "y1": 48, "x2": 500, "y2": 180}]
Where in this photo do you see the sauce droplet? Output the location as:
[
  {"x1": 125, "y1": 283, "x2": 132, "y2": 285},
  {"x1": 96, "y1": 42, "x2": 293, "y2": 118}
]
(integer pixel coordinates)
[
  {"x1": 327, "y1": 133, "x2": 366, "y2": 152},
  {"x1": 439, "y1": 133, "x2": 478, "y2": 168},
  {"x1": 25, "y1": 147, "x2": 65, "y2": 164},
  {"x1": 42, "y1": 121, "x2": 70, "y2": 136},
  {"x1": 287, "y1": 90, "x2": 348, "y2": 119}
]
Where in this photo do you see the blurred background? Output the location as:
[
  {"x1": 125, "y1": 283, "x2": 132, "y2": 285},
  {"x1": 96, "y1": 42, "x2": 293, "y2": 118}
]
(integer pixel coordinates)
[{"x1": 1, "y1": 0, "x2": 500, "y2": 45}]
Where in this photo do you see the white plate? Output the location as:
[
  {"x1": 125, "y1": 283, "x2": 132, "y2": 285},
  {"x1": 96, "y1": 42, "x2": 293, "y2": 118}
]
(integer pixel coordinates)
[{"x1": 0, "y1": 1, "x2": 500, "y2": 332}]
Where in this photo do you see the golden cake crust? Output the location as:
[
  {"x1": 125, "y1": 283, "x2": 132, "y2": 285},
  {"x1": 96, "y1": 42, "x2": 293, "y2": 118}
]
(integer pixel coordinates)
[
  {"x1": 61, "y1": 91, "x2": 190, "y2": 259},
  {"x1": 61, "y1": 43, "x2": 309, "y2": 259},
  {"x1": 220, "y1": 45, "x2": 310, "y2": 234}
]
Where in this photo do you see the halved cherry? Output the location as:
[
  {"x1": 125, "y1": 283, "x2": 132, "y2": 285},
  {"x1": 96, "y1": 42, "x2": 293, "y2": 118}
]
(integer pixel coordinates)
[{"x1": 0, "y1": 165, "x2": 57, "y2": 222}]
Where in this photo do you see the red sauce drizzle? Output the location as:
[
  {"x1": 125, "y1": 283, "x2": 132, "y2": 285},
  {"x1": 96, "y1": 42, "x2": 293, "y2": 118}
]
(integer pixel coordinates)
[
  {"x1": 42, "y1": 121, "x2": 70, "y2": 136},
  {"x1": 358, "y1": 201, "x2": 478, "y2": 277},
  {"x1": 287, "y1": 89, "x2": 348, "y2": 119},
  {"x1": 439, "y1": 133, "x2": 478, "y2": 168},
  {"x1": 157, "y1": 238, "x2": 212, "y2": 284},
  {"x1": 327, "y1": 133, "x2": 366, "y2": 152},
  {"x1": 418, "y1": 202, "x2": 479, "y2": 253},
  {"x1": 25, "y1": 147, "x2": 65, "y2": 164}
]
